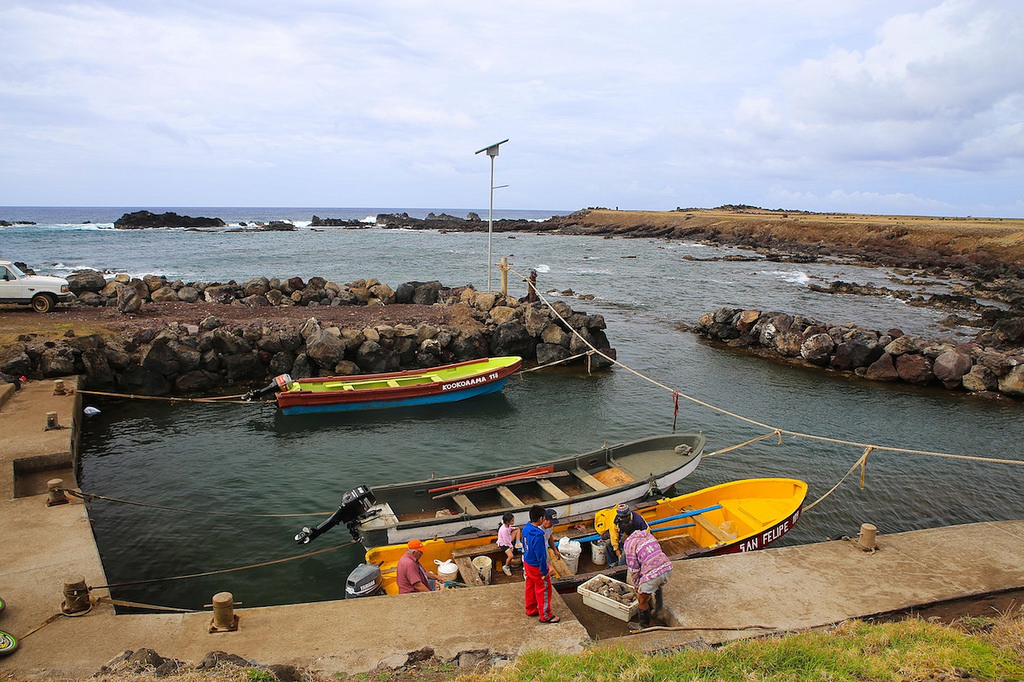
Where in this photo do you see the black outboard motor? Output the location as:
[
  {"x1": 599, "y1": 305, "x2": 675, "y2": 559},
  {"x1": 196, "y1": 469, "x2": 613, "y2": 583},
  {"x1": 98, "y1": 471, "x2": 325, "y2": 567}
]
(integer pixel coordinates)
[
  {"x1": 345, "y1": 563, "x2": 384, "y2": 598},
  {"x1": 243, "y1": 374, "x2": 293, "y2": 401},
  {"x1": 294, "y1": 485, "x2": 377, "y2": 544}
]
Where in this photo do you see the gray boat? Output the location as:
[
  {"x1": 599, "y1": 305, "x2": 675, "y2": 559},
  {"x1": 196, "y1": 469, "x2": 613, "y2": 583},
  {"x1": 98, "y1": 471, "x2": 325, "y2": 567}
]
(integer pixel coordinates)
[{"x1": 295, "y1": 433, "x2": 706, "y2": 548}]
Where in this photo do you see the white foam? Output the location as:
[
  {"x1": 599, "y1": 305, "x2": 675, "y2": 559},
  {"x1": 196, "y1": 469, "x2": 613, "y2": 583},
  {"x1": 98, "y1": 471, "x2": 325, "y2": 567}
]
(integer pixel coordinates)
[{"x1": 766, "y1": 270, "x2": 810, "y2": 285}]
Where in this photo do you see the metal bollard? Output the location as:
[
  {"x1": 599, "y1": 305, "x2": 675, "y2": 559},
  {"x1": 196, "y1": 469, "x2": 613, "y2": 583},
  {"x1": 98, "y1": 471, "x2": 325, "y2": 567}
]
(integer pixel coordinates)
[
  {"x1": 45, "y1": 411, "x2": 60, "y2": 430},
  {"x1": 47, "y1": 478, "x2": 68, "y2": 507},
  {"x1": 62, "y1": 576, "x2": 91, "y2": 614},
  {"x1": 857, "y1": 523, "x2": 878, "y2": 550},
  {"x1": 53, "y1": 379, "x2": 66, "y2": 395},
  {"x1": 207, "y1": 591, "x2": 240, "y2": 632}
]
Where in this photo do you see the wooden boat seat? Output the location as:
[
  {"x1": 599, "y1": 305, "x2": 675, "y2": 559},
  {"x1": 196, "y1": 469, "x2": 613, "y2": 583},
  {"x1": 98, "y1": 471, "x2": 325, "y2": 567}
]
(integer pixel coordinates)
[
  {"x1": 685, "y1": 506, "x2": 731, "y2": 543},
  {"x1": 537, "y1": 478, "x2": 570, "y2": 501},
  {"x1": 572, "y1": 468, "x2": 608, "y2": 491},
  {"x1": 497, "y1": 485, "x2": 524, "y2": 508},
  {"x1": 452, "y1": 493, "x2": 481, "y2": 516},
  {"x1": 387, "y1": 379, "x2": 400, "y2": 387}
]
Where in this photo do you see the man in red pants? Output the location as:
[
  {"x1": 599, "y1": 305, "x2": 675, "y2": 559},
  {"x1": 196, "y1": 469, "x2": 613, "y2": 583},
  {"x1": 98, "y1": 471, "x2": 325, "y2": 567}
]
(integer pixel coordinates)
[{"x1": 521, "y1": 504, "x2": 560, "y2": 623}]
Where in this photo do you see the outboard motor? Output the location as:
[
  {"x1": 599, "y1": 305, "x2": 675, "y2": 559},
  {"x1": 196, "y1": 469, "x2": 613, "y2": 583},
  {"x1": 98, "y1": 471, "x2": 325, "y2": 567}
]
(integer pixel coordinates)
[
  {"x1": 345, "y1": 563, "x2": 384, "y2": 598},
  {"x1": 243, "y1": 374, "x2": 293, "y2": 401},
  {"x1": 294, "y1": 485, "x2": 377, "y2": 544}
]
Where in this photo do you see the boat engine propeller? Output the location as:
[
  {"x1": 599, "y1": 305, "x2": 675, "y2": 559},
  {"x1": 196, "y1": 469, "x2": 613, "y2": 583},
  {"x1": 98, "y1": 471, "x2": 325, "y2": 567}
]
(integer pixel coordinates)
[
  {"x1": 243, "y1": 374, "x2": 293, "y2": 402},
  {"x1": 294, "y1": 485, "x2": 377, "y2": 544}
]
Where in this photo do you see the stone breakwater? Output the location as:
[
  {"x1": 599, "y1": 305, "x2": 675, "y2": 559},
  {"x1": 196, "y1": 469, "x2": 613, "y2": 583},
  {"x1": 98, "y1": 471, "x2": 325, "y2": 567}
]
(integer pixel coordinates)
[
  {"x1": 0, "y1": 275, "x2": 615, "y2": 396},
  {"x1": 693, "y1": 308, "x2": 1024, "y2": 399}
]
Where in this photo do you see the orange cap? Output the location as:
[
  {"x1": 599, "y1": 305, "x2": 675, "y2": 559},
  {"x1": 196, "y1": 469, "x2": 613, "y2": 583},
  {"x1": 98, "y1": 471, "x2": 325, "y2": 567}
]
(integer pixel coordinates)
[{"x1": 408, "y1": 539, "x2": 424, "y2": 550}]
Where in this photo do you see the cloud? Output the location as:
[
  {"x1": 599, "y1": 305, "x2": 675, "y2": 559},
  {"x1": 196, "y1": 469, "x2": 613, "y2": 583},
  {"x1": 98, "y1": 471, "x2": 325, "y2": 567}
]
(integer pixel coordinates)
[
  {"x1": 0, "y1": 1, "x2": 1021, "y2": 215},
  {"x1": 749, "y1": 0, "x2": 1024, "y2": 170}
]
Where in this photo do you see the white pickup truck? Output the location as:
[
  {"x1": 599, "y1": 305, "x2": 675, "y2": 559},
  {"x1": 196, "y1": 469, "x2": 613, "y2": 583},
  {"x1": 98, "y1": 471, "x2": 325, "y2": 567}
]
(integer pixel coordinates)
[{"x1": 0, "y1": 260, "x2": 75, "y2": 312}]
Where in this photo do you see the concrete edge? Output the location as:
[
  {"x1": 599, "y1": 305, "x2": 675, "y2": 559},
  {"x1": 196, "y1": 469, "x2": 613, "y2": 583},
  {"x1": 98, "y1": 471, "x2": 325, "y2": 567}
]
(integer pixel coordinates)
[{"x1": 0, "y1": 381, "x2": 15, "y2": 410}]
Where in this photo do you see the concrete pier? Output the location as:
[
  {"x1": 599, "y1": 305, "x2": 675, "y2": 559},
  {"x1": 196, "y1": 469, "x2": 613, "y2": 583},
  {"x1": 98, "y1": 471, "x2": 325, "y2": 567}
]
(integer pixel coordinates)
[{"x1": 2, "y1": 379, "x2": 1023, "y2": 678}]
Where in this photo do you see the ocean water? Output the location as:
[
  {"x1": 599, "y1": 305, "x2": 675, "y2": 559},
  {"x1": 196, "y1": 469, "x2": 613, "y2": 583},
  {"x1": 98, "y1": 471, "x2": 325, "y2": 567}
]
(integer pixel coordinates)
[{"x1": 4, "y1": 207, "x2": 1022, "y2": 610}]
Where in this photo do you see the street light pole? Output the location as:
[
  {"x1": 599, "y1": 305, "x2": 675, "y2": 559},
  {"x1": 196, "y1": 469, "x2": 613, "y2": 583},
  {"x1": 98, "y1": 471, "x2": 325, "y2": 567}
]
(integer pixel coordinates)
[{"x1": 475, "y1": 139, "x2": 509, "y2": 293}]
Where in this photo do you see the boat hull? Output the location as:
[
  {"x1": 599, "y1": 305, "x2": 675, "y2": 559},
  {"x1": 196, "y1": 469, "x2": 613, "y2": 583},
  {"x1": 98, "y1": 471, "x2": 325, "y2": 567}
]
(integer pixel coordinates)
[
  {"x1": 276, "y1": 356, "x2": 521, "y2": 415},
  {"x1": 356, "y1": 433, "x2": 707, "y2": 548},
  {"x1": 364, "y1": 477, "x2": 806, "y2": 595}
]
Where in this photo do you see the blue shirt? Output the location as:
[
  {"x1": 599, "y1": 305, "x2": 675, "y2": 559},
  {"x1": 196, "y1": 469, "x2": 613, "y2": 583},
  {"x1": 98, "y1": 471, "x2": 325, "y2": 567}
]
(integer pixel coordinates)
[{"x1": 521, "y1": 521, "x2": 548, "y2": 574}]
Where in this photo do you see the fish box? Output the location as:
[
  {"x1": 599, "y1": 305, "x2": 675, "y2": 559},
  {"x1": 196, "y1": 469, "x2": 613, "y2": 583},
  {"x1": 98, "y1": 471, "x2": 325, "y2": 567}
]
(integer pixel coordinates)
[{"x1": 577, "y1": 574, "x2": 639, "y2": 621}]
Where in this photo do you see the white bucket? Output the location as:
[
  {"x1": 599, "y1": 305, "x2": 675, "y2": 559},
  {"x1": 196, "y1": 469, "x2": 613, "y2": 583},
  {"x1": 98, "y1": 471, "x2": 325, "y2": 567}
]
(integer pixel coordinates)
[
  {"x1": 591, "y1": 539, "x2": 607, "y2": 566},
  {"x1": 558, "y1": 538, "x2": 582, "y2": 575},
  {"x1": 472, "y1": 556, "x2": 492, "y2": 584},
  {"x1": 434, "y1": 559, "x2": 458, "y2": 584}
]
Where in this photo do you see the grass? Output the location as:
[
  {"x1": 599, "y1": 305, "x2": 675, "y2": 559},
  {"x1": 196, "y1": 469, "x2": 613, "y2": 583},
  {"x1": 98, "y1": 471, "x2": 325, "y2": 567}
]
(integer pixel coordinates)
[{"x1": 458, "y1": 613, "x2": 1024, "y2": 682}]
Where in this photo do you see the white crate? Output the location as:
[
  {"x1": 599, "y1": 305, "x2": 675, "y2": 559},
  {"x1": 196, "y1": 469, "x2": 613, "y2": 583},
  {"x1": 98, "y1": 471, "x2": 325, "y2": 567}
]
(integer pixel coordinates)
[{"x1": 576, "y1": 574, "x2": 639, "y2": 621}]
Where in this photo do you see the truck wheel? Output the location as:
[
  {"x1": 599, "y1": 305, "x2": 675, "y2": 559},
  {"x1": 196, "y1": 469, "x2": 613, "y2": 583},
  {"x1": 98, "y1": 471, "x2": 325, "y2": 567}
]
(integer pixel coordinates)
[{"x1": 31, "y1": 293, "x2": 55, "y2": 313}]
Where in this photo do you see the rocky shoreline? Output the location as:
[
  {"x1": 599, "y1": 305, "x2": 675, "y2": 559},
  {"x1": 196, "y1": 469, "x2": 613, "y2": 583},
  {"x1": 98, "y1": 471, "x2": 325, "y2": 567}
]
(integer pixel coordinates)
[
  {"x1": 0, "y1": 273, "x2": 615, "y2": 396},
  {"x1": 693, "y1": 308, "x2": 1024, "y2": 399}
]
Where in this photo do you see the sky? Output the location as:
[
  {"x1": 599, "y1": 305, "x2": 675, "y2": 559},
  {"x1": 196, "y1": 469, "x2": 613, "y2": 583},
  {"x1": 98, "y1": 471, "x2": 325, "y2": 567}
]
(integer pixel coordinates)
[{"x1": 1, "y1": 1, "x2": 1022, "y2": 217}]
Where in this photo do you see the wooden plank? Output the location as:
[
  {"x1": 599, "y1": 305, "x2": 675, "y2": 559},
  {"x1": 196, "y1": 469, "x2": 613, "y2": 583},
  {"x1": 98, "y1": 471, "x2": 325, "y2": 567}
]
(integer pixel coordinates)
[
  {"x1": 572, "y1": 468, "x2": 608, "y2": 491},
  {"x1": 497, "y1": 485, "x2": 524, "y2": 508},
  {"x1": 452, "y1": 493, "x2": 481, "y2": 516},
  {"x1": 537, "y1": 478, "x2": 570, "y2": 501},
  {"x1": 453, "y1": 556, "x2": 484, "y2": 587},
  {"x1": 431, "y1": 472, "x2": 570, "y2": 499},
  {"x1": 428, "y1": 466, "x2": 556, "y2": 494},
  {"x1": 592, "y1": 466, "x2": 634, "y2": 487},
  {"x1": 547, "y1": 547, "x2": 573, "y2": 579},
  {"x1": 450, "y1": 542, "x2": 501, "y2": 559},
  {"x1": 685, "y1": 506, "x2": 731, "y2": 543}
]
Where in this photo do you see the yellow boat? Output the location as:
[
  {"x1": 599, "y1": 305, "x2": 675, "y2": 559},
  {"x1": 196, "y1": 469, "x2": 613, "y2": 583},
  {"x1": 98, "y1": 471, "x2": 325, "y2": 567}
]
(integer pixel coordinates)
[{"x1": 357, "y1": 477, "x2": 807, "y2": 595}]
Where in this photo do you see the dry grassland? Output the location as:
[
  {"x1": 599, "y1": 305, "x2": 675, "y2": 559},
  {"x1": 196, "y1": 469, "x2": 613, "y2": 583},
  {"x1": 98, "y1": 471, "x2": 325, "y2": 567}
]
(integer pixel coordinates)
[{"x1": 572, "y1": 207, "x2": 1024, "y2": 265}]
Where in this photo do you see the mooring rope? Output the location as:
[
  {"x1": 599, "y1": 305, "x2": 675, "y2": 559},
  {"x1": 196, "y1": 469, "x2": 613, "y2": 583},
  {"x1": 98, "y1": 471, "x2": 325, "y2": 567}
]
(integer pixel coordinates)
[
  {"x1": 76, "y1": 388, "x2": 255, "y2": 405},
  {"x1": 63, "y1": 488, "x2": 333, "y2": 518},
  {"x1": 517, "y1": 350, "x2": 594, "y2": 373},
  {"x1": 507, "y1": 266, "x2": 1024, "y2": 469},
  {"x1": 89, "y1": 539, "x2": 357, "y2": 590},
  {"x1": 94, "y1": 596, "x2": 195, "y2": 613}
]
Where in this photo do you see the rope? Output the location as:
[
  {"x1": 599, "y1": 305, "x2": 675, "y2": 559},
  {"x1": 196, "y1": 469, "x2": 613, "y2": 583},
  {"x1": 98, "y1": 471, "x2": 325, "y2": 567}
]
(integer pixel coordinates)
[
  {"x1": 802, "y1": 448, "x2": 871, "y2": 512},
  {"x1": 76, "y1": 389, "x2": 254, "y2": 405},
  {"x1": 95, "y1": 596, "x2": 195, "y2": 613},
  {"x1": 506, "y1": 267, "x2": 1024, "y2": 469},
  {"x1": 704, "y1": 431, "x2": 781, "y2": 458},
  {"x1": 63, "y1": 488, "x2": 332, "y2": 518},
  {"x1": 89, "y1": 540, "x2": 357, "y2": 590},
  {"x1": 520, "y1": 350, "x2": 593, "y2": 372},
  {"x1": 18, "y1": 613, "x2": 64, "y2": 640}
]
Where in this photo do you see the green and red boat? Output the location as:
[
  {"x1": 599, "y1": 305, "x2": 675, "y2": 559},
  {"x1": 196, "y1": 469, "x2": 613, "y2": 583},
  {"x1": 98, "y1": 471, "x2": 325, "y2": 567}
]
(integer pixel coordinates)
[{"x1": 244, "y1": 356, "x2": 522, "y2": 415}]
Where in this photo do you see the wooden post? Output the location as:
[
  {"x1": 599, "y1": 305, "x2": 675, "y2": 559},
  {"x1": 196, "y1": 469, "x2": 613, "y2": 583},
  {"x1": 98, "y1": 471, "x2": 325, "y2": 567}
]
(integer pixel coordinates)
[{"x1": 499, "y1": 256, "x2": 509, "y2": 296}]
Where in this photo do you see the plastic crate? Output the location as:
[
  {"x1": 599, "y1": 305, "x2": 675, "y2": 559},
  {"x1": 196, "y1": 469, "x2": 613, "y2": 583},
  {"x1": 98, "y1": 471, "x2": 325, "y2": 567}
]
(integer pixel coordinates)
[{"x1": 576, "y1": 574, "x2": 639, "y2": 621}]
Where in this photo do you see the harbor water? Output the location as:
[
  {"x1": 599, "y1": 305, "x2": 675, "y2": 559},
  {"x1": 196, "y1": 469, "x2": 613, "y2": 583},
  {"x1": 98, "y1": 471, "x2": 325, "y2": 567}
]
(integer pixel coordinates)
[{"x1": 3, "y1": 207, "x2": 1021, "y2": 610}]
